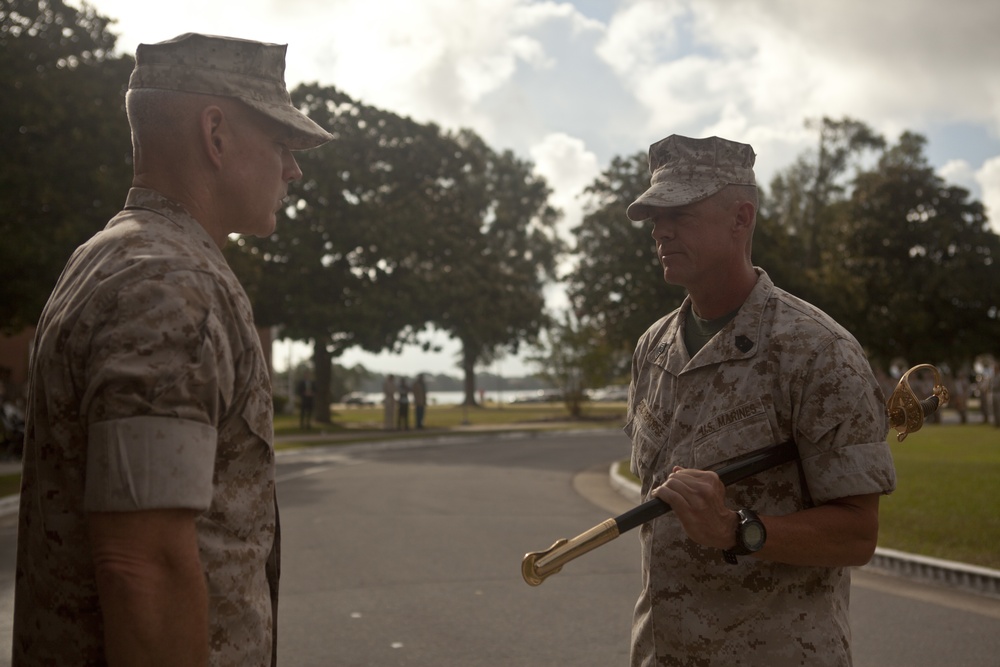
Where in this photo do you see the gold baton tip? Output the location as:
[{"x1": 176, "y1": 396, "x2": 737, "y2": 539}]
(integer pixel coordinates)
[{"x1": 521, "y1": 538, "x2": 568, "y2": 586}]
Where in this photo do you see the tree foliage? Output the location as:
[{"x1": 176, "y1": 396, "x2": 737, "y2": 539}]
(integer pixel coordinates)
[
  {"x1": 8, "y1": 6, "x2": 999, "y2": 402},
  {"x1": 527, "y1": 310, "x2": 620, "y2": 417},
  {"x1": 0, "y1": 0, "x2": 133, "y2": 332},
  {"x1": 567, "y1": 152, "x2": 685, "y2": 381},
  {"x1": 230, "y1": 85, "x2": 562, "y2": 413},
  {"x1": 764, "y1": 121, "x2": 1000, "y2": 371},
  {"x1": 764, "y1": 117, "x2": 886, "y2": 307},
  {"x1": 568, "y1": 118, "x2": 1000, "y2": 382},
  {"x1": 836, "y1": 132, "x2": 1000, "y2": 368},
  {"x1": 425, "y1": 130, "x2": 563, "y2": 404}
]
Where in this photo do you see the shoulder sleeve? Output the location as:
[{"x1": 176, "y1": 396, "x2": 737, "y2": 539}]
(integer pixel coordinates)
[
  {"x1": 81, "y1": 274, "x2": 233, "y2": 511},
  {"x1": 83, "y1": 274, "x2": 234, "y2": 424},
  {"x1": 85, "y1": 416, "x2": 217, "y2": 511},
  {"x1": 794, "y1": 337, "x2": 896, "y2": 504}
]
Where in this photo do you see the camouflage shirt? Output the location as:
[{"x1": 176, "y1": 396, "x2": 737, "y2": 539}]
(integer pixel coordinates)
[
  {"x1": 625, "y1": 270, "x2": 895, "y2": 667},
  {"x1": 13, "y1": 188, "x2": 279, "y2": 666}
]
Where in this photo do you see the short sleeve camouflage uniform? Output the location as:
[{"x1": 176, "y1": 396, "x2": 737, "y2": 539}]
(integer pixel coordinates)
[
  {"x1": 13, "y1": 188, "x2": 279, "y2": 666},
  {"x1": 625, "y1": 270, "x2": 896, "y2": 667}
]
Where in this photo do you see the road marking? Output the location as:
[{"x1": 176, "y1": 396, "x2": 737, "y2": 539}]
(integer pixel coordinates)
[{"x1": 276, "y1": 465, "x2": 334, "y2": 483}]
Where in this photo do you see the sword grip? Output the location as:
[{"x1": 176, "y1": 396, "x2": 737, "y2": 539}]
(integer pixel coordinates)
[{"x1": 613, "y1": 441, "x2": 797, "y2": 534}]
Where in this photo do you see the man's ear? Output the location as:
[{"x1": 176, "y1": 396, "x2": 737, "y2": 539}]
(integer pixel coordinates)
[
  {"x1": 199, "y1": 105, "x2": 227, "y2": 170},
  {"x1": 733, "y1": 200, "x2": 756, "y2": 234}
]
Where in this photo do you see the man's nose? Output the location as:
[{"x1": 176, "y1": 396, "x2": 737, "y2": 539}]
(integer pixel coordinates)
[
  {"x1": 651, "y1": 219, "x2": 673, "y2": 241},
  {"x1": 284, "y1": 151, "x2": 303, "y2": 182}
]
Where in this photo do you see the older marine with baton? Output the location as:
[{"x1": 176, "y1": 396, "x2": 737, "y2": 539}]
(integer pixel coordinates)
[{"x1": 526, "y1": 134, "x2": 911, "y2": 667}]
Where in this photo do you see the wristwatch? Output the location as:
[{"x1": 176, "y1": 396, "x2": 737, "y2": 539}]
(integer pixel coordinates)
[{"x1": 723, "y1": 508, "x2": 766, "y2": 564}]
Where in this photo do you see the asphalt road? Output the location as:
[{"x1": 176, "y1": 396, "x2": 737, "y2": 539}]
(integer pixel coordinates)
[
  {"x1": 272, "y1": 430, "x2": 1000, "y2": 666},
  {"x1": 0, "y1": 429, "x2": 998, "y2": 665}
]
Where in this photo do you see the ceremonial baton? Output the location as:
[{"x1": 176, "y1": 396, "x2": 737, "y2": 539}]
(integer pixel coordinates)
[{"x1": 521, "y1": 364, "x2": 949, "y2": 586}]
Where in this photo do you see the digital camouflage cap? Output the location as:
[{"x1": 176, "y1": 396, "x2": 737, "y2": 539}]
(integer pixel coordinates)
[
  {"x1": 626, "y1": 135, "x2": 756, "y2": 221},
  {"x1": 128, "y1": 33, "x2": 332, "y2": 150}
]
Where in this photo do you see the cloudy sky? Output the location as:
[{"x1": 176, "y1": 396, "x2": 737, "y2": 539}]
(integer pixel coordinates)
[{"x1": 76, "y1": 0, "x2": 1000, "y2": 378}]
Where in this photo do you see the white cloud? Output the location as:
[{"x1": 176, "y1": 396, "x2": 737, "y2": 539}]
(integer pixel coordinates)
[
  {"x1": 976, "y1": 157, "x2": 1000, "y2": 233},
  {"x1": 299, "y1": 0, "x2": 605, "y2": 143},
  {"x1": 529, "y1": 133, "x2": 600, "y2": 209},
  {"x1": 66, "y1": 0, "x2": 1000, "y2": 374},
  {"x1": 596, "y1": 0, "x2": 687, "y2": 73},
  {"x1": 939, "y1": 160, "x2": 978, "y2": 195},
  {"x1": 595, "y1": 0, "x2": 1000, "y2": 187}
]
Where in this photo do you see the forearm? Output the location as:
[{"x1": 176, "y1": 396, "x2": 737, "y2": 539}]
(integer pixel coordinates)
[
  {"x1": 754, "y1": 494, "x2": 881, "y2": 568},
  {"x1": 89, "y1": 509, "x2": 210, "y2": 667},
  {"x1": 654, "y1": 469, "x2": 882, "y2": 568},
  {"x1": 96, "y1": 557, "x2": 208, "y2": 666}
]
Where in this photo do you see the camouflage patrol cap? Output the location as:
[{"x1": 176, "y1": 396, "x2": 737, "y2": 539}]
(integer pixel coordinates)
[
  {"x1": 128, "y1": 33, "x2": 332, "y2": 150},
  {"x1": 626, "y1": 135, "x2": 756, "y2": 221}
]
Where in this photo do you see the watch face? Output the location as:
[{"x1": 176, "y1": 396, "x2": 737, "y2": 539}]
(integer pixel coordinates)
[{"x1": 742, "y1": 522, "x2": 766, "y2": 550}]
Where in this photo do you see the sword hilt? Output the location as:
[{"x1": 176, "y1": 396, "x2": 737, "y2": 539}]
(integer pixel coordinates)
[{"x1": 887, "y1": 364, "x2": 949, "y2": 441}]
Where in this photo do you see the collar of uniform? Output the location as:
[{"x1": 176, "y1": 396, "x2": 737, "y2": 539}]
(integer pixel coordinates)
[
  {"x1": 122, "y1": 187, "x2": 227, "y2": 261},
  {"x1": 684, "y1": 269, "x2": 772, "y2": 370}
]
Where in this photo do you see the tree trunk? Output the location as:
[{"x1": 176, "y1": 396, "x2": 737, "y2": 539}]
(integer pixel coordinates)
[
  {"x1": 313, "y1": 338, "x2": 333, "y2": 424},
  {"x1": 461, "y1": 343, "x2": 478, "y2": 406}
]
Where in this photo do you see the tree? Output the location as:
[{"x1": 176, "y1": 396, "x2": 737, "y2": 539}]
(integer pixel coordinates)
[
  {"x1": 838, "y1": 132, "x2": 1000, "y2": 368},
  {"x1": 423, "y1": 130, "x2": 563, "y2": 405},
  {"x1": 528, "y1": 311, "x2": 620, "y2": 417},
  {"x1": 0, "y1": 0, "x2": 133, "y2": 332},
  {"x1": 231, "y1": 84, "x2": 459, "y2": 422},
  {"x1": 768, "y1": 117, "x2": 885, "y2": 269},
  {"x1": 764, "y1": 117, "x2": 885, "y2": 308},
  {"x1": 567, "y1": 152, "x2": 685, "y2": 376},
  {"x1": 230, "y1": 87, "x2": 562, "y2": 414}
]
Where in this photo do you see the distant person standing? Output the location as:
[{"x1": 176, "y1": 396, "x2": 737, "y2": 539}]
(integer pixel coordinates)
[
  {"x1": 991, "y1": 363, "x2": 1000, "y2": 427},
  {"x1": 413, "y1": 374, "x2": 428, "y2": 429},
  {"x1": 979, "y1": 369, "x2": 992, "y2": 423},
  {"x1": 949, "y1": 373, "x2": 969, "y2": 424},
  {"x1": 296, "y1": 372, "x2": 316, "y2": 429},
  {"x1": 397, "y1": 379, "x2": 410, "y2": 430},
  {"x1": 383, "y1": 374, "x2": 397, "y2": 430}
]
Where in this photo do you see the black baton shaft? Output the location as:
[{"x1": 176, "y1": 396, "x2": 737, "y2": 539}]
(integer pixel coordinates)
[{"x1": 614, "y1": 441, "x2": 799, "y2": 534}]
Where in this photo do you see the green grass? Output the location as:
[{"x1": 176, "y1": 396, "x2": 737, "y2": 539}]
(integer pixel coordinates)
[
  {"x1": 0, "y1": 474, "x2": 19, "y2": 498},
  {"x1": 276, "y1": 401, "x2": 627, "y2": 435},
  {"x1": 880, "y1": 424, "x2": 1000, "y2": 569},
  {"x1": 271, "y1": 401, "x2": 628, "y2": 450}
]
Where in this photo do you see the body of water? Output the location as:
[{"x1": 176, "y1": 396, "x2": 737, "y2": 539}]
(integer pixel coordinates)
[{"x1": 351, "y1": 389, "x2": 548, "y2": 406}]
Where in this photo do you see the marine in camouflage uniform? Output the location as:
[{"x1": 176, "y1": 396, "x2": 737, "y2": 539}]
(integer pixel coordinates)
[
  {"x1": 13, "y1": 34, "x2": 331, "y2": 666},
  {"x1": 623, "y1": 135, "x2": 896, "y2": 666}
]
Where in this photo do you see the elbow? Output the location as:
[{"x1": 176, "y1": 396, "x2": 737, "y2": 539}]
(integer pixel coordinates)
[
  {"x1": 845, "y1": 517, "x2": 881, "y2": 567},
  {"x1": 827, "y1": 494, "x2": 882, "y2": 567},
  {"x1": 847, "y1": 535, "x2": 879, "y2": 567}
]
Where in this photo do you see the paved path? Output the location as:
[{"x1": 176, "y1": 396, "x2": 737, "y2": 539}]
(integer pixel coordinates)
[{"x1": 1, "y1": 426, "x2": 999, "y2": 665}]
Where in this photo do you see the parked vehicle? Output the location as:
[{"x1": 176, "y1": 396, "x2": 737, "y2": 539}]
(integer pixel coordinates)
[
  {"x1": 340, "y1": 392, "x2": 375, "y2": 406},
  {"x1": 509, "y1": 389, "x2": 563, "y2": 404},
  {"x1": 589, "y1": 385, "x2": 629, "y2": 402}
]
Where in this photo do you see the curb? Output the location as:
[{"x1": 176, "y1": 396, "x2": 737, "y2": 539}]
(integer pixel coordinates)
[
  {"x1": 867, "y1": 548, "x2": 1000, "y2": 598},
  {"x1": 608, "y1": 463, "x2": 1000, "y2": 600},
  {"x1": 0, "y1": 495, "x2": 17, "y2": 518}
]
